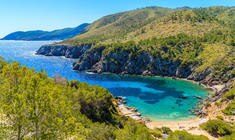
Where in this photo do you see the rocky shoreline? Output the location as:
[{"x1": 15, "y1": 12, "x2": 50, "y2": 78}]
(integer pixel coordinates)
[
  {"x1": 115, "y1": 96, "x2": 151, "y2": 124},
  {"x1": 36, "y1": 44, "x2": 233, "y2": 119},
  {"x1": 36, "y1": 44, "x2": 94, "y2": 58},
  {"x1": 36, "y1": 44, "x2": 232, "y2": 87}
]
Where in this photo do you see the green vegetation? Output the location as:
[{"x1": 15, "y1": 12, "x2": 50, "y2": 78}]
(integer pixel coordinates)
[
  {"x1": 114, "y1": 119, "x2": 154, "y2": 140},
  {"x1": 223, "y1": 101, "x2": 235, "y2": 115},
  {"x1": 200, "y1": 119, "x2": 233, "y2": 137},
  {"x1": 223, "y1": 87, "x2": 235, "y2": 101},
  {"x1": 0, "y1": 59, "x2": 154, "y2": 140},
  {"x1": 167, "y1": 130, "x2": 209, "y2": 140},
  {"x1": 5, "y1": 6, "x2": 235, "y2": 139},
  {"x1": 62, "y1": 7, "x2": 173, "y2": 44},
  {"x1": 149, "y1": 128, "x2": 163, "y2": 138},
  {"x1": 91, "y1": 31, "x2": 234, "y2": 83},
  {"x1": 219, "y1": 133, "x2": 235, "y2": 140},
  {"x1": 60, "y1": 6, "x2": 234, "y2": 45},
  {"x1": 222, "y1": 87, "x2": 235, "y2": 115},
  {"x1": 56, "y1": 7, "x2": 235, "y2": 85}
]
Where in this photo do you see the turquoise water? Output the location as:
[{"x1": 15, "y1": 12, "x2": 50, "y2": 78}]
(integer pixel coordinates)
[{"x1": 0, "y1": 40, "x2": 209, "y2": 120}]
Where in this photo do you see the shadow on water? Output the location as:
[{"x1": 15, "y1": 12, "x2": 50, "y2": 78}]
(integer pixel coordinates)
[
  {"x1": 108, "y1": 86, "x2": 184, "y2": 104},
  {"x1": 79, "y1": 73, "x2": 187, "y2": 104}
]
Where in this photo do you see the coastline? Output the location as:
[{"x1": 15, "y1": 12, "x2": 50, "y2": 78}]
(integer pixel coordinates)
[
  {"x1": 145, "y1": 117, "x2": 217, "y2": 140},
  {"x1": 114, "y1": 75, "x2": 224, "y2": 140},
  {"x1": 153, "y1": 75, "x2": 224, "y2": 94}
]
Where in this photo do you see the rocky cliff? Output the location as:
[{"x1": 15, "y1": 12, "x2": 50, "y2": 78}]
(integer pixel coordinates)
[
  {"x1": 72, "y1": 46, "x2": 199, "y2": 80},
  {"x1": 36, "y1": 43, "x2": 234, "y2": 89},
  {"x1": 36, "y1": 44, "x2": 93, "y2": 58}
]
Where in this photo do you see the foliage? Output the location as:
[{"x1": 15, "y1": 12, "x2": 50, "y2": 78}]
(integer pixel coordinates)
[
  {"x1": 223, "y1": 101, "x2": 235, "y2": 115},
  {"x1": 161, "y1": 127, "x2": 173, "y2": 134},
  {"x1": 167, "y1": 130, "x2": 209, "y2": 140},
  {"x1": 223, "y1": 87, "x2": 235, "y2": 100},
  {"x1": 219, "y1": 132, "x2": 235, "y2": 140},
  {"x1": 200, "y1": 119, "x2": 233, "y2": 137},
  {"x1": 60, "y1": 6, "x2": 234, "y2": 45},
  {"x1": 55, "y1": 6, "x2": 235, "y2": 86},
  {"x1": 114, "y1": 119, "x2": 155, "y2": 140},
  {"x1": 149, "y1": 128, "x2": 163, "y2": 138},
  {"x1": 0, "y1": 60, "x2": 153, "y2": 139}
]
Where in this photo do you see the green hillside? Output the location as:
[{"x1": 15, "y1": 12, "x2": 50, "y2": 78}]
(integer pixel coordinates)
[
  {"x1": 40, "y1": 6, "x2": 235, "y2": 87},
  {"x1": 60, "y1": 6, "x2": 234, "y2": 45},
  {"x1": 61, "y1": 7, "x2": 173, "y2": 44},
  {"x1": 0, "y1": 58, "x2": 155, "y2": 139}
]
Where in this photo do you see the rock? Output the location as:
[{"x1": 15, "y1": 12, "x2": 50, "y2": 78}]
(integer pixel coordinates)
[
  {"x1": 188, "y1": 68, "x2": 212, "y2": 81},
  {"x1": 125, "y1": 52, "x2": 153, "y2": 74},
  {"x1": 194, "y1": 96, "x2": 203, "y2": 100},
  {"x1": 36, "y1": 44, "x2": 93, "y2": 58},
  {"x1": 176, "y1": 65, "x2": 193, "y2": 78},
  {"x1": 73, "y1": 46, "x2": 105, "y2": 71},
  {"x1": 142, "y1": 70, "x2": 153, "y2": 76},
  {"x1": 178, "y1": 95, "x2": 188, "y2": 99},
  {"x1": 152, "y1": 58, "x2": 181, "y2": 76},
  {"x1": 36, "y1": 44, "x2": 70, "y2": 56},
  {"x1": 37, "y1": 43, "x2": 232, "y2": 92}
]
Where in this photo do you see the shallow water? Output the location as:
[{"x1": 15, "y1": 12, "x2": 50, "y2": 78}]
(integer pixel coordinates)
[{"x1": 0, "y1": 40, "x2": 209, "y2": 120}]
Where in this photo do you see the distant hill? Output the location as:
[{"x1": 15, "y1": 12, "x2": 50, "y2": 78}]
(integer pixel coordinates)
[{"x1": 1, "y1": 23, "x2": 89, "y2": 41}]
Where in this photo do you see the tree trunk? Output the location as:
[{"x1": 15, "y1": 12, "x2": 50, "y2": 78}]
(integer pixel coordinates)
[
  {"x1": 17, "y1": 124, "x2": 22, "y2": 140},
  {"x1": 35, "y1": 121, "x2": 39, "y2": 140}
]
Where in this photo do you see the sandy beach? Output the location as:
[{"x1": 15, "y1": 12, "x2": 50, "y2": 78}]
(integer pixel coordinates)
[
  {"x1": 116, "y1": 77, "x2": 228, "y2": 140},
  {"x1": 145, "y1": 118, "x2": 218, "y2": 140}
]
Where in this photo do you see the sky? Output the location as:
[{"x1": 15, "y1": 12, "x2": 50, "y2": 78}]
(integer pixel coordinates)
[{"x1": 0, "y1": 0, "x2": 234, "y2": 38}]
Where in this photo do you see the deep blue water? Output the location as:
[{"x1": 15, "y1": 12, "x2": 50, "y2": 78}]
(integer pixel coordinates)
[{"x1": 0, "y1": 40, "x2": 209, "y2": 121}]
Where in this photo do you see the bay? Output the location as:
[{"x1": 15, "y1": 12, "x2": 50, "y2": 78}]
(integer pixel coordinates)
[{"x1": 0, "y1": 40, "x2": 209, "y2": 120}]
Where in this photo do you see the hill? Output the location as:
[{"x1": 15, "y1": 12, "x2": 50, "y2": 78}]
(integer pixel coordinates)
[
  {"x1": 37, "y1": 7, "x2": 235, "y2": 85},
  {"x1": 59, "y1": 6, "x2": 234, "y2": 45},
  {"x1": 61, "y1": 7, "x2": 173, "y2": 44},
  {"x1": 37, "y1": 7, "x2": 235, "y2": 88},
  {"x1": 1, "y1": 23, "x2": 89, "y2": 41},
  {"x1": 11, "y1": 6, "x2": 235, "y2": 139},
  {"x1": 37, "y1": 6, "x2": 235, "y2": 110}
]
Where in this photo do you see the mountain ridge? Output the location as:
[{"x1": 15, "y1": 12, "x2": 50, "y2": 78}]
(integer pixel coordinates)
[{"x1": 1, "y1": 23, "x2": 89, "y2": 41}]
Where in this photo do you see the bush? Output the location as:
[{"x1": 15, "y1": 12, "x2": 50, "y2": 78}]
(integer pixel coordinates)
[
  {"x1": 200, "y1": 120, "x2": 232, "y2": 137},
  {"x1": 216, "y1": 115, "x2": 224, "y2": 120},
  {"x1": 219, "y1": 132, "x2": 235, "y2": 140},
  {"x1": 223, "y1": 101, "x2": 235, "y2": 115},
  {"x1": 162, "y1": 127, "x2": 173, "y2": 134},
  {"x1": 223, "y1": 88, "x2": 235, "y2": 100},
  {"x1": 150, "y1": 128, "x2": 163, "y2": 138},
  {"x1": 115, "y1": 119, "x2": 155, "y2": 140},
  {"x1": 167, "y1": 130, "x2": 209, "y2": 140}
]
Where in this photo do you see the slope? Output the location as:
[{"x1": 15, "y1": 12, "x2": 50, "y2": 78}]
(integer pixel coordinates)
[{"x1": 1, "y1": 23, "x2": 89, "y2": 41}]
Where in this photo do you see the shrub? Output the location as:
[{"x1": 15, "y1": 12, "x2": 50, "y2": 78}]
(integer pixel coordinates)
[
  {"x1": 115, "y1": 119, "x2": 155, "y2": 140},
  {"x1": 167, "y1": 130, "x2": 209, "y2": 140},
  {"x1": 219, "y1": 132, "x2": 235, "y2": 140},
  {"x1": 223, "y1": 101, "x2": 235, "y2": 115},
  {"x1": 216, "y1": 115, "x2": 224, "y2": 120},
  {"x1": 150, "y1": 128, "x2": 163, "y2": 138},
  {"x1": 223, "y1": 88, "x2": 235, "y2": 100},
  {"x1": 162, "y1": 127, "x2": 173, "y2": 134},
  {"x1": 200, "y1": 120, "x2": 232, "y2": 137}
]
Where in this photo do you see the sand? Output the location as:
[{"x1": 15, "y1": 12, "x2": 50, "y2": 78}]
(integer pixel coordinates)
[
  {"x1": 117, "y1": 77, "x2": 229, "y2": 140},
  {"x1": 146, "y1": 118, "x2": 218, "y2": 140}
]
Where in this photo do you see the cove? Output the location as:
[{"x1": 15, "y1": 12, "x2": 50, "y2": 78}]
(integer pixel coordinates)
[{"x1": 0, "y1": 40, "x2": 209, "y2": 121}]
